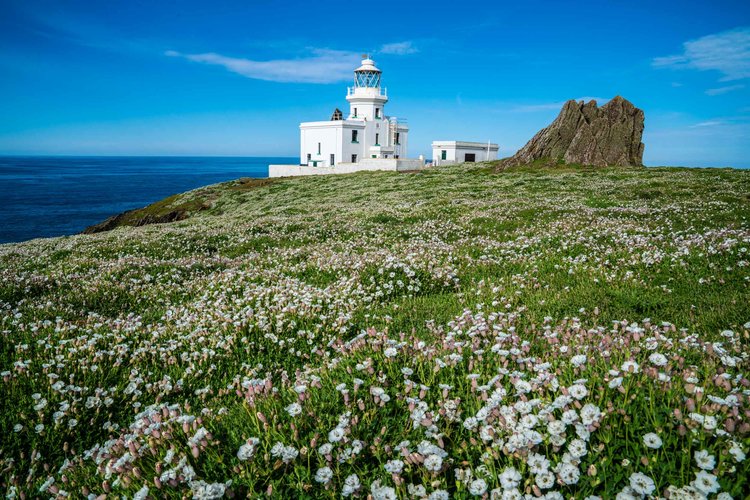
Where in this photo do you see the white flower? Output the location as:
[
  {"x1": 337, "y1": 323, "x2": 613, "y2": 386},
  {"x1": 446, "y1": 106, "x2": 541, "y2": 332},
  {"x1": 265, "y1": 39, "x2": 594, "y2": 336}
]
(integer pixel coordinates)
[
  {"x1": 133, "y1": 484, "x2": 149, "y2": 500},
  {"x1": 580, "y1": 404, "x2": 602, "y2": 425},
  {"x1": 535, "y1": 472, "x2": 555, "y2": 490},
  {"x1": 729, "y1": 442, "x2": 746, "y2": 462},
  {"x1": 616, "y1": 486, "x2": 639, "y2": 499},
  {"x1": 371, "y1": 480, "x2": 397, "y2": 500},
  {"x1": 608, "y1": 377, "x2": 623, "y2": 389},
  {"x1": 527, "y1": 453, "x2": 550, "y2": 474},
  {"x1": 428, "y1": 490, "x2": 450, "y2": 500},
  {"x1": 285, "y1": 402, "x2": 302, "y2": 417},
  {"x1": 385, "y1": 459, "x2": 404, "y2": 474},
  {"x1": 547, "y1": 420, "x2": 566, "y2": 435},
  {"x1": 468, "y1": 478, "x2": 487, "y2": 496},
  {"x1": 568, "y1": 384, "x2": 588, "y2": 400},
  {"x1": 318, "y1": 442, "x2": 333, "y2": 456},
  {"x1": 568, "y1": 438, "x2": 588, "y2": 458},
  {"x1": 558, "y1": 463, "x2": 580, "y2": 485},
  {"x1": 499, "y1": 467, "x2": 521, "y2": 489},
  {"x1": 694, "y1": 449, "x2": 716, "y2": 470},
  {"x1": 384, "y1": 347, "x2": 398, "y2": 358},
  {"x1": 621, "y1": 360, "x2": 640, "y2": 374},
  {"x1": 270, "y1": 442, "x2": 298, "y2": 464},
  {"x1": 463, "y1": 416, "x2": 478, "y2": 430},
  {"x1": 190, "y1": 480, "x2": 226, "y2": 499},
  {"x1": 407, "y1": 484, "x2": 427, "y2": 497},
  {"x1": 342, "y1": 474, "x2": 361, "y2": 497},
  {"x1": 328, "y1": 427, "x2": 345, "y2": 442},
  {"x1": 648, "y1": 352, "x2": 668, "y2": 366},
  {"x1": 692, "y1": 470, "x2": 720, "y2": 494},
  {"x1": 571, "y1": 354, "x2": 587, "y2": 367},
  {"x1": 561, "y1": 409, "x2": 579, "y2": 425},
  {"x1": 314, "y1": 466, "x2": 333, "y2": 484},
  {"x1": 38, "y1": 477, "x2": 54, "y2": 493},
  {"x1": 642, "y1": 432, "x2": 662, "y2": 449},
  {"x1": 424, "y1": 454, "x2": 443, "y2": 472},
  {"x1": 629, "y1": 472, "x2": 655, "y2": 495},
  {"x1": 237, "y1": 438, "x2": 259, "y2": 460},
  {"x1": 514, "y1": 379, "x2": 532, "y2": 394}
]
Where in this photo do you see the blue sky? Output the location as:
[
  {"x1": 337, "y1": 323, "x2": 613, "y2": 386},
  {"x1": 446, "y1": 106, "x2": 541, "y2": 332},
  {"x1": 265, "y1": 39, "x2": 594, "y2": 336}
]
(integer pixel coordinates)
[{"x1": 1, "y1": 0, "x2": 749, "y2": 167}]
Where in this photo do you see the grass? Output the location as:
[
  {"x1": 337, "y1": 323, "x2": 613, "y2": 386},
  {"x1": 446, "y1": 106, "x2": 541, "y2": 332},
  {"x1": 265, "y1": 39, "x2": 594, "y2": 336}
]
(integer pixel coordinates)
[{"x1": 0, "y1": 163, "x2": 749, "y2": 498}]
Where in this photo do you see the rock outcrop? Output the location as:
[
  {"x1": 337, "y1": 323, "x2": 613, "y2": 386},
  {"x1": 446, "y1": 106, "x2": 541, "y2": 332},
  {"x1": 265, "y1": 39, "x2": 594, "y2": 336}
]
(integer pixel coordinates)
[
  {"x1": 83, "y1": 209, "x2": 188, "y2": 234},
  {"x1": 501, "y1": 96, "x2": 645, "y2": 167}
]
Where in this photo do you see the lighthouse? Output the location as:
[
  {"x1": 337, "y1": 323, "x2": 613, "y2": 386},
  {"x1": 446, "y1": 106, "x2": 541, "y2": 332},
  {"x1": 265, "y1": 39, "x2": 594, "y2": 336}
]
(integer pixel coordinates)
[{"x1": 269, "y1": 56, "x2": 422, "y2": 177}]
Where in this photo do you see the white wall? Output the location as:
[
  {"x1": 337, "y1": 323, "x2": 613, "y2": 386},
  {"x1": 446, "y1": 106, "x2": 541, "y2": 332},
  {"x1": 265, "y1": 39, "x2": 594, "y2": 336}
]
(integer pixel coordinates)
[{"x1": 269, "y1": 158, "x2": 424, "y2": 178}]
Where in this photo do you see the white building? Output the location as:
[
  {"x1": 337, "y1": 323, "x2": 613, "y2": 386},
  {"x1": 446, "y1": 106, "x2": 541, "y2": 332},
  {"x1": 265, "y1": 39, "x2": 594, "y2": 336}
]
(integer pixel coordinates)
[
  {"x1": 269, "y1": 57, "x2": 423, "y2": 177},
  {"x1": 432, "y1": 141, "x2": 499, "y2": 166}
]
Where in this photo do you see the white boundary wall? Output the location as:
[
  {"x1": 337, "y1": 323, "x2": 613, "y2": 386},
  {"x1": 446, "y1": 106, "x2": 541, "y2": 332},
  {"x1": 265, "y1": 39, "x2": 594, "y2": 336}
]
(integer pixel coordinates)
[{"x1": 269, "y1": 158, "x2": 424, "y2": 178}]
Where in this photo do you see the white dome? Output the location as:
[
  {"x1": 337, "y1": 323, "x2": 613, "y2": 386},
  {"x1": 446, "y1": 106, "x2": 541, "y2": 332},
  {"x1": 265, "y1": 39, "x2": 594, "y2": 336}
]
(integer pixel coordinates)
[{"x1": 355, "y1": 58, "x2": 380, "y2": 72}]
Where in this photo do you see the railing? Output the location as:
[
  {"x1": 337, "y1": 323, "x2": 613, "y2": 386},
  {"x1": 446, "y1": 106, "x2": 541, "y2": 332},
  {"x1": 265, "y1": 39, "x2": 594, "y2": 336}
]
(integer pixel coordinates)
[{"x1": 347, "y1": 87, "x2": 387, "y2": 97}]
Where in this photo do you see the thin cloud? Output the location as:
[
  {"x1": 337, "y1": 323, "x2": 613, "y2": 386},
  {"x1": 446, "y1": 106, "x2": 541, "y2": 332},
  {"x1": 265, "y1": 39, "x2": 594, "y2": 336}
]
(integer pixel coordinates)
[
  {"x1": 705, "y1": 84, "x2": 745, "y2": 96},
  {"x1": 378, "y1": 41, "x2": 418, "y2": 55},
  {"x1": 689, "y1": 120, "x2": 724, "y2": 128},
  {"x1": 165, "y1": 49, "x2": 360, "y2": 84},
  {"x1": 513, "y1": 96, "x2": 609, "y2": 112},
  {"x1": 653, "y1": 27, "x2": 750, "y2": 82}
]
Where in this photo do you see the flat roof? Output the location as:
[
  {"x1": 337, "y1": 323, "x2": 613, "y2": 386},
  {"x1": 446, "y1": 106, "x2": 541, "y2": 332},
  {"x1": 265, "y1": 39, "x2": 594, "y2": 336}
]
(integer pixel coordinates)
[{"x1": 432, "y1": 141, "x2": 499, "y2": 149}]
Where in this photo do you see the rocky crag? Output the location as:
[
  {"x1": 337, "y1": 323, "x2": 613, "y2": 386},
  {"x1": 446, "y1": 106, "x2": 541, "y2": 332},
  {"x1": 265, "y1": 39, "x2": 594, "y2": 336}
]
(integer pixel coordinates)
[{"x1": 501, "y1": 96, "x2": 645, "y2": 168}]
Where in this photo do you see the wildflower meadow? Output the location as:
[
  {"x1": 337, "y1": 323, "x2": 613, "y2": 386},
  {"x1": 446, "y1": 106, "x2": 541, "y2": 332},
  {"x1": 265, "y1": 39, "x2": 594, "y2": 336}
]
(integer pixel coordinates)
[{"x1": 1, "y1": 164, "x2": 749, "y2": 499}]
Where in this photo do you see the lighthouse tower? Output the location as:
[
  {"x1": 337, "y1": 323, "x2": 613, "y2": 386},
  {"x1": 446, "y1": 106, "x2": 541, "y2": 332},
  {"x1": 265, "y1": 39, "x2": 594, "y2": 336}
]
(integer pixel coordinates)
[
  {"x1": 269, "y1": 56, "x2": 419, "y2": 177},
  {"x1": 345, "y1": 57, "x2": 388, "y2": 121}
]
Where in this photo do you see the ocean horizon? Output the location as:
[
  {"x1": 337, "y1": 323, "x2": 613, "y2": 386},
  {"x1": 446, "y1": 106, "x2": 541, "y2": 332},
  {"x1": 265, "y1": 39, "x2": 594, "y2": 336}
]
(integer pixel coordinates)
[{"x1": 0, "y1": 156, "x2": 294, "y2": 244}]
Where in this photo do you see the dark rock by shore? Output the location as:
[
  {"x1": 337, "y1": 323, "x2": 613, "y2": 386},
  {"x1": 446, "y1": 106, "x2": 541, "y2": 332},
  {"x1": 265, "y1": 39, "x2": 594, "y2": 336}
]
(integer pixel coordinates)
[
  {"x1": 83, "y1": 209, "x2": 189, "y2": 234},
  {"x1": 81, "y1": 176, "x2": 274, "y2": 235}
]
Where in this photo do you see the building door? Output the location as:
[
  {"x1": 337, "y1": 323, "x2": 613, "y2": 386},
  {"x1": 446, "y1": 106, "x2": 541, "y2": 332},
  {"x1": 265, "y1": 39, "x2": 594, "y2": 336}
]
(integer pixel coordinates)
[
  {"x1": 351, "y1": 154, "x2": 357, "y2": 163},
  {"x1": 330, "y1": 154, "x2": 335, "y2": 166},
  {"x1": 465, "y1": 153, "x2": 476, "y2": 162}
]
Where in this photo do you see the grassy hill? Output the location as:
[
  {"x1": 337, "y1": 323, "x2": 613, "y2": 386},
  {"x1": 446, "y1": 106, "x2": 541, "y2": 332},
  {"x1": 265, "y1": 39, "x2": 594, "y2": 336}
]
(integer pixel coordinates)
[{"x1": 1, "y1": 164, "x2": 749, "y2": 498}]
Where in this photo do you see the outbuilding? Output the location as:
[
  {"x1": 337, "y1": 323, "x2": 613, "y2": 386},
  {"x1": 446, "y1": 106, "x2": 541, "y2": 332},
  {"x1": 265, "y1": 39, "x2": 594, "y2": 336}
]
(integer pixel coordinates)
[{"x1": 432, "y1": 141, "x2": 499, "y2": 166}]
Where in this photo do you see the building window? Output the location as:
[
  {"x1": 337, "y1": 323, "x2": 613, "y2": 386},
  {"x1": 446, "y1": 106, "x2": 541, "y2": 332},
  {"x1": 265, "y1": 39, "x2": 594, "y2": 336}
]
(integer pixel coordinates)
[
  {"x1": 372, "y1": 155, "x2": 376, "y2": 158},
  {"x1": 441, "y1": 150, "x2": 447, "y2": 160},
  {"x1": 375, "y1": 133, "x2": 379, "y2": 145},
  {"x1": 375, "y1": 108, "x2": 380, "y2": 118},
  {"x1": 307, "y1": 153, "x2": 311, "y2": 163},
  {"x1": 395, "y1": 132, "x2": 400, "y2": 145},
  {"x1": 351, "y1": 130, "x2": 358, "y2": 143},
  {"x1": 351, "y1": 154, "x2": 357, "y2": 163},
  {"x1": 317, "y1": 142, "x2": 321, "y2": 155},
  {"x1": 330, "y1": 154, "x2": 335, "y2": 166},
  {"x1": 465, "y1": 153, "x2": 476, "y2": 162},
  {"x1": 353, "y1": 108, "x2": 358, "y2": 117}
]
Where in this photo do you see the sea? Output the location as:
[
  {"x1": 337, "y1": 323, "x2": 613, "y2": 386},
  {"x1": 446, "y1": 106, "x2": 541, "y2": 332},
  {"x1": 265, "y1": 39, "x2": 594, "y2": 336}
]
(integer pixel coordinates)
[{"x1": 0, "y1": 156, "x2": 294, "y2": 244}]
